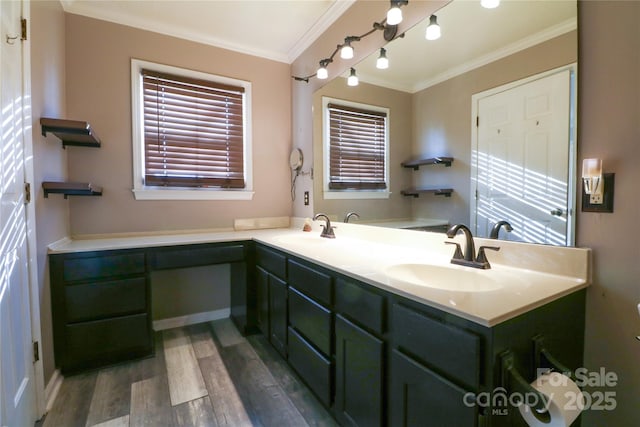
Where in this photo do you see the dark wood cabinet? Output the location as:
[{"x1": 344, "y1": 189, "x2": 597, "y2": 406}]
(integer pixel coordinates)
[
  {"x1": 256, "y1": 266, "x2": 269, "y2": 334},
  {"x1": 50, "y1": 241, "x2": 249, "y2": 373},
  {"x1": 269, "y1": 274, "x2": 288, "y2": 357},
  {"x1": 50, "y1": 249, "x2": 152, "y2": 374},
  {"x1": 390, "y1": 350, "x2": 479, "y2": 427},
  {"x1": 334, "y1": 315, "x2": 384, "y2": 427},
  {"x1": 251, "y1": 242, "x2": 585, "y2": 427}
]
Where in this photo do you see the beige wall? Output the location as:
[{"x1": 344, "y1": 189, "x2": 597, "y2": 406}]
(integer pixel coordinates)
[
  {"x1": 578, "y1": 2, "x2": 640, "y2": 426},
  {"x1": 64, "y1": 14, "x2": 292, "y2": 235},
  {"x1": 411, "y1": 31, "x2": 577, "y2": 226},
  {"x1": 31, "y1": 0, "x2": 68, "y2": 384},
  {"x1": 312, "y1": 78, "x2": 413, "y2": 221}
]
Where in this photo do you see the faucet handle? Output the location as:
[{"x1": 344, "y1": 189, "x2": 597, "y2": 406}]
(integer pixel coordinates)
[
  {"x1": 476, "y1": 245, "x2": 500, "y2": 268},
  {"x1": 445, "y1": 241, "x2": 464, "y2": 260}
]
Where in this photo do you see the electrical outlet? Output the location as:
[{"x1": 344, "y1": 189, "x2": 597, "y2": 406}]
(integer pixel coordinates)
[
  {"x1": 304, "y1": 191, "x2": 309, "y2": 206},
  {"x1": 589, "y1": 193, "x2": 603, "y2": 204}
]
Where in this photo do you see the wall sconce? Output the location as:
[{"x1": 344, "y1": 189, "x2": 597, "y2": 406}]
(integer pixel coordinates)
[{"x1": 582, "y1": 158, "x2": 615, "y2": 213}]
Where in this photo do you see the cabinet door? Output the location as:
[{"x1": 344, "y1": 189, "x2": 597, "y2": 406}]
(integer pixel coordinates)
[
  {"x1": 390, "y1": 350, "x2": 478, "y2": 427},
  {"x1": 256, "y1": 267, "x2": 269, "y2": 335},
  {"x1": 335, "y1": 315, "x2": 384, "y2": 427},
  {"x1": 269, "y1": 274, "x2": 288, "y2": 357}
]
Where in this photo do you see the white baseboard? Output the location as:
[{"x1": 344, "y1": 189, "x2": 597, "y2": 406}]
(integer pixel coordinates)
[
  {"x1": 44, "y1": 369, "x2": 63, "y2": 412},
  {"x1": 152, "y1": 308, "x2": 230, "y2": 331}
]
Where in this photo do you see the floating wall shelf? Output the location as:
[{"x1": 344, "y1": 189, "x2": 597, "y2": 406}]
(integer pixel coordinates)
[
  {"x1": 401, "y1": 156, "x2": 453, "y2": 170},
  {"x1": 40, "y1": 117, "x2": 101, "y2": 148},
  {"x1": 42, "y1": 182, "x2": 102, "y2": 199},
  {"x1": 401, "y1": 187, "x2": 453, "y2": 198}
]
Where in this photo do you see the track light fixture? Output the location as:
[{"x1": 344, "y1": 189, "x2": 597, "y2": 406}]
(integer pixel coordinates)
[
  {"x1": 340, "y1": 36, "x2": 358, "y2": 59},
  {"x1": 316, "y1": 59, "x2": 331, "y2": 79},
  {"x1": 481, "y1": 0, "x2": 500, "y2": 9},
  {"x1": 387, "y1": 0, "x2": 408, "y2": 26},
  {"x1": 425, "y1": 15, "x2": 441, "y2": 41},
  {"x1": 376, "y1": 48, "x2": 389, "y2": 69},
  {"x1": 347, "y1": 68, "x2": 359, "y2": 86}
]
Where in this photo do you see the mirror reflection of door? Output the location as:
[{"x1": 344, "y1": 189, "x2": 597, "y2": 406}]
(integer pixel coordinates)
[{"x1": 471, "y1": 66, "x2": 576, "y2": 246}]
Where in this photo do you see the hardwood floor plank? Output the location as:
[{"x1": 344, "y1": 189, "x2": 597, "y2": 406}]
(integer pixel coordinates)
[
  {"x1": 129, "y1": 331, "x2": 166, "y2": 383},
  {"x1": 85, "y1": 364, "x2": 132, "y2": 427},
  {"x1": 89, "y1": 414, "x2": 130, "y2": 427},
  {"x1": 43, "y1": 371, "x2": 97, "y2": 427},
  {"x1": 163, "y1": 327, "x2": 208, "y2": 406},
  {"x1": 188, "y1": 322, "x2": 217, "y2": 359},
  {"x1": 248, "y1": 335, "x2": 338, "y2": 427},
  {"x1": 198, "y1": 352, "x2": 252, "y2": 426},
  {"x1": 130, "y1": 376, "x2": 175, "y2": 427},
  {"x1": 211, "y1": 318, "x2": 245, "y2": 347},
  {"x1": 173, "y1": 396, "x2": 218, "y2": 427},
  {"x1": 219, "y1": 341, "x2": 309, "y2": 427}
]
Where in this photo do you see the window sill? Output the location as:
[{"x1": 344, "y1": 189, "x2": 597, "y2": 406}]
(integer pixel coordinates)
[
  {"x1": 323, "y1": 190, "x2": 390, "y2": 200},
  {"x1": 132, "y1": 188, "x2": 254, "y2": 201}
]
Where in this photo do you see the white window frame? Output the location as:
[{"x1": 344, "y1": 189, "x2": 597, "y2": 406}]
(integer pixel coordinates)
[
  {"x1": 322, "y1": 96, "x2": 390, "y2": 200},
  {"x1": 131, "y1": 59, "x2": 253, "y2": 200}
]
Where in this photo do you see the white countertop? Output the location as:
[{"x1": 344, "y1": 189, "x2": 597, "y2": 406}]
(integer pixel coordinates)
[{"x1": 49, "y1": 218, "x2": 590, "y2": 327}]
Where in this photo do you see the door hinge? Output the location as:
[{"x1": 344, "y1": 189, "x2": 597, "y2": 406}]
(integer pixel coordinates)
[
  {"x1": 21, "y1": 18, "x2": 27, "y2": 41},
  {"x1": 33, "y1": 341, "x2": 39, "y2": 363},
  {"x1": 476, "y1": 116, "x2": 479, "y2": 127},
  {"x1": 24, "y1": 182, "x2": 31, "y2": 204}
]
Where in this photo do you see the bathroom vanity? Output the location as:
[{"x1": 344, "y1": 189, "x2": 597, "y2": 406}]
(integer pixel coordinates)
[{"x1": 48, "y1": 220, "x2": 589, "y2": 427}]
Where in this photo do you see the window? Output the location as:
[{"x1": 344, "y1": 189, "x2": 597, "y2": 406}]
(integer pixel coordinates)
[
  {"x1": 131, "y1": 59, "x2": 252, "y2": 200},
  {"x1": 322, "y1": 97, "x2": 389, "y2": 199}
]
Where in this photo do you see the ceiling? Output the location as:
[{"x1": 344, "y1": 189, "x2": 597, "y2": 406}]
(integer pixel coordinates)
[
  {"x1": 60, "y1": 1, "x2": 576, "y2": 91},
  {"x1": 355, "y1": 0, "x2": 577, "y2": 93},
  {"x1": 60, "y1": 0, "x2": 355, "y2": 63}
]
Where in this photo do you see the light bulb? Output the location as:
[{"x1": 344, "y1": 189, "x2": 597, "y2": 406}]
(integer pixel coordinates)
[
  {"x1": 341, "y1": 43, "x2": 354, "y2": 59},
  {"x1": 481, "y1": 0, "x2": 500, "y2": 9},
  {"x1": 347, "y1": 68, "x2": 359, "y2": 86},
  {"x1": 376, "y1": 48, "x2": 389, "y2": 69},
  {"x1": 317, "y1": 61, "x2": 328, "y2": 79},
  {"x1": 387, "y1": 5, "x2": 402, "y2": 25},
  {"x1": 425, "y1": 15, "x2": 441, "y2": 41}
]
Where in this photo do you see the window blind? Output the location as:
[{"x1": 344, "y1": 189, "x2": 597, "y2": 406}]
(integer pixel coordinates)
[
  {"x1": 142, "y1": 69, "x2": 245, "y2": 188},
  {"x1": 327, "y1": 103, "x2": 387, "y2": 190}
]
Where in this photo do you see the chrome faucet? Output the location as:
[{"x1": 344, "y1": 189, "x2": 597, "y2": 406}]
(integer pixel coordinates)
[
  {"x1": 445, "y1": 224, "x2": 500, "y2": 269},
  {"x1": 490, "y1": 220, "x2": 513, "y2": 239},
  {"x1": 313, "y1": 213, "x2": 336, "y2": 238},
  {"x1": 344, "y1": 212, "x2": 360, "y2": 223}
]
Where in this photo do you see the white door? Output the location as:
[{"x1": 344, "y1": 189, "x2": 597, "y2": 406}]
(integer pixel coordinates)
[
  {"x1": 472, "y1": 68, "x2": 574, "y2": 246},
  {"x1": 1, "y1": 0, "x2": 38, "y2": 425}
]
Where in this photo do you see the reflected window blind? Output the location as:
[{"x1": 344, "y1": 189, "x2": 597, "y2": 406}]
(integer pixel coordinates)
[
  {"x1": 328, "y1": 103, "x2": 387, "y2": 190},
  {"x1": 142, "y1": 69, "x2": 245, "y2": 188}
]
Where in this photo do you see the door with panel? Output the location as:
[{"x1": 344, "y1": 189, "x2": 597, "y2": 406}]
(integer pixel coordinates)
[
  {"x1": 0, "y1": 0, "x2": 38, "y2": 424},
  {"x1": 474, "y1": 68, "x2": 574, "y2": 246}
]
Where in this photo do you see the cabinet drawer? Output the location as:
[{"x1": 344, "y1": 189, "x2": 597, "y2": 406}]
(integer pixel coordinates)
[
  {"x1": 336, "y1": 278, "x2": 386, "y2": 335},
  {"x1": 287, "y1": 259, "x2": 332, "y2": 306},
  {"x1": 289, "y1": 287, "x2": 331, "y2": 356},
  {"x1": 63, "y1": 313, "x2": 151, "y2": 373},
  {"x1": 256, "y1": 245, "x2": 287, "y2": 279},
  {"x1": 150, "y1": 243, "x2": 244, "y2": 270},
  {"x1": 65, "y1": 277, "x2": 147, "y2": 322},
  {"x1": 287, "y1": 326, "x2": 332, "y2": 407},
  {"x1": 392, "y1": 304, "x2": 480, "y2": 390},
  {"x1": 62, "y1": 252, "x2": 145, "y2": 282}
]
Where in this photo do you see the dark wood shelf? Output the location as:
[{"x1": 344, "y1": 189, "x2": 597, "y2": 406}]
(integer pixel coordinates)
[
  {"x1": 42, "y1": 182, "x2": 103, "y2": 199},
  {"x1": 401, "y1": 157, "x2": 453, "y2": 170},
  {"x1": 401, "y1": 187, "x2": 453, "y2": 198},
  {"x1": 40, "y1": 117, "x2": 101, "y2": 148}
]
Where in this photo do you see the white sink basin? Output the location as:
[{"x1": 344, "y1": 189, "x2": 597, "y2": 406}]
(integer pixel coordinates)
[{"x1": 384, "y1": 263, "x2": 504, "y2": 292}]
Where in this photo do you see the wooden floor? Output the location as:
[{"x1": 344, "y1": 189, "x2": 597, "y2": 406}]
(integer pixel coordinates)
[{"x1": 42, "y1": 319, "x2": 337, "y2": 427}]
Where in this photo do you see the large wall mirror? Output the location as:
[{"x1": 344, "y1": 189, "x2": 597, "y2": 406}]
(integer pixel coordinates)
[{"x1": 312, "y1": 0, "x2": 577, "y2": 246}]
